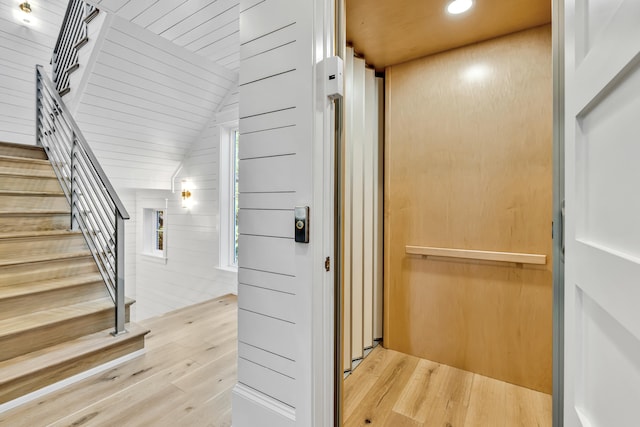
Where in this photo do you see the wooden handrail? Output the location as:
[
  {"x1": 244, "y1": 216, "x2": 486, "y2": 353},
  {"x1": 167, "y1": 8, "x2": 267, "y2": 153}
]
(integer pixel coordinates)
[{"x1": 405, "y1": 245, "x2": 547, "y2": 265}]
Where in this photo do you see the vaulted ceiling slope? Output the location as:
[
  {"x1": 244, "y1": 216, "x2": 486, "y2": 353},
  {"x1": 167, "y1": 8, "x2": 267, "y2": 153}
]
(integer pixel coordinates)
[
  {"x1": 0, "y1": 0, "x2": 67, "y2": 145},
  {"x1": 347, "y1": 0, "x2": 551, "y2": 70},
  {"x1": 88, "y1": 0, "x2": 240, "y2": 71},
  {"x1": 72, "y1": 14, "x2": 237, "y2": 189}
]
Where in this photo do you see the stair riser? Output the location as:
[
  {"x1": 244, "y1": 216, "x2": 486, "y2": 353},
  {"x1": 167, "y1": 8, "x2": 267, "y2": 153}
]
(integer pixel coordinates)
[
  {"x1": 0, "y1": 281, "x2": 107, "y2": 321},
  {"x1": 0, "y1": 234, "x2": 87, "y2": 259},
  {"x1": 0, "y1": 162, "x2": 56, "y2": 177},
  {"x1": 0, "y1": 306, "x2": 131, "y2": 362},
  {"x1": 0, "y1": 337, "x2": 144, "y2": 405},
  {"x1": 0, "y1": 214, "x2": 70, "y2": 232},
  {"x1": 0, "y1": 257, "x2": 98, "y2": 287},
  {"x1": 0, "y1": 194, "x2": 69, "y2": 212},
  {"x1": 0, "y1": 145, "x2": 47, "y2": 160},
  {"x1": 0, "y1": 176, "x2": 62, "y2": 192}
]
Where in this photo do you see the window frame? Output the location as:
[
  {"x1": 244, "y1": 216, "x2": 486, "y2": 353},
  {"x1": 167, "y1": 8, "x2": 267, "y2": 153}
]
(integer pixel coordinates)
[
  {"x1": 142, "y1": 207, "x2": 167, "y2": 262},
  {"x1": 219, "y1": 123, "x2": 239, "y2": 271}
]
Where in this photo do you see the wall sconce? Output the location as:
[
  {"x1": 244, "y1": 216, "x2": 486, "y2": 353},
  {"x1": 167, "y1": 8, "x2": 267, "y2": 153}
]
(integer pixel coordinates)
[
  {"x1": 181, "y1": 180, "x2": 192, "y2": 209},
  {"x1": 19, "y1": 2, "x2": 31, "y2": 13},
  {"x1": 17, "y1": 1, "x2": 33, "y2": 24}
]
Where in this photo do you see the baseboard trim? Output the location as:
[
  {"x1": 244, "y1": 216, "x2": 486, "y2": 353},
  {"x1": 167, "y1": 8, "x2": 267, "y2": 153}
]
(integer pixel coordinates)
[
  {"x1": 232, "y1": 383, "x2": 295, "y2": 427},
  {"x1": 0, "y1": 349, "x2": 145, "y2": 414}
]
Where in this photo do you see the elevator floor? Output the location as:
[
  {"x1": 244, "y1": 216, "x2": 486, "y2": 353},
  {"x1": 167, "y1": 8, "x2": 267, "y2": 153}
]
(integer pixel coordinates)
[{"x1": 343, "y1": 346, "x2": 551, "y2": 426}]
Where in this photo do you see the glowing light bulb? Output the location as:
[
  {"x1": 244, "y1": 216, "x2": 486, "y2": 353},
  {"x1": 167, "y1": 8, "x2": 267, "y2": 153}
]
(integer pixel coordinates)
[{"x1": 447, "y1": 0, "x2": 473, "y2": 15}]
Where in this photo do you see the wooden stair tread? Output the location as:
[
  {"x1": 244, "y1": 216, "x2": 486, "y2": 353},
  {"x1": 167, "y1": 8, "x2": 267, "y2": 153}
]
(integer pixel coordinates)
[
  {"x1": 0, "y1": 171, "x2": 57, "y2": 178},
  {"x1": 0, "y1": 297, "x2": 135, "y2": 337},
  {"x1": 0, "y1": 323, "x2": 149, "y2": 385},
  {"x1": 0, "y1": 142, "x2": 45, "y2": 152},
  {"x1": 0, "y1": 143, "x2": 47, "y2": 160},
  {"x1": 0, "y1": 273, "x2": 104, "y2": 299},
  {"x1": 0, "y1": 155, "x2": 50, "y2": 165},
  {"x1": 0, "y1": 250, "x2": 93, "y2": 267},
  {"x1": 0, "y1": 229, "x2": 80, "y2": 239},
  {"x1": 0, "y1": 189, "x2": 65, "y2": 197},
  {"x1": 0, "y1": 210, "x2": 69, "y2": 216}
]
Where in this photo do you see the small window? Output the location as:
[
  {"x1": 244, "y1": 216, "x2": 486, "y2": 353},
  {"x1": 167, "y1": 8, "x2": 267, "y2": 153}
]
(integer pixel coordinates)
[
  {"x1": 232, "y1": 129, "x2": 239, "y2": 266},
  {"x1": 154, "y1": 209, "x2": 165, "y2": 252},
  {"x1": 143, "y1": 208, "x2": 167, "y2": 259},
  {"x1": 219, "y1": 124, "x2": 239, "y2": 270}
]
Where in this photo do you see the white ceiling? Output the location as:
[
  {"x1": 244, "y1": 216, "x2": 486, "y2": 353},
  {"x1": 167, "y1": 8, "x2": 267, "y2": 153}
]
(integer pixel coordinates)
[
  {"x1": 0, "y1": 0, "x2": 67, "y2": 42},
  {"x1": 0, "y1": 0, "x2": 237, "y2": 188},
  {"x1": 89, "y1": 0, "x2": 240, "y2": 72},
  {"x1": 0, "y1": 0, "x2": 68, "y2": 144}
]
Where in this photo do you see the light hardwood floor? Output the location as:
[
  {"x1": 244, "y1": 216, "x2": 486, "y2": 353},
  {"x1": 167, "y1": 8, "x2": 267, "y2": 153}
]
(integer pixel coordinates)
[
  {"x1": 344, "y1": 346, "x2": 552, "y2": 427},
  {"x1": 0, "y1": 294, "x2": 237, "y2": 427}
]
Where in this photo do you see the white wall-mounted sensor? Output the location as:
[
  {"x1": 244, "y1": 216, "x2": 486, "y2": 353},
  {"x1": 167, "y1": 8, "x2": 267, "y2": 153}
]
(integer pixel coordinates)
[{"x1": 325, "y1": 56, "x2": 344, "y2": 100}]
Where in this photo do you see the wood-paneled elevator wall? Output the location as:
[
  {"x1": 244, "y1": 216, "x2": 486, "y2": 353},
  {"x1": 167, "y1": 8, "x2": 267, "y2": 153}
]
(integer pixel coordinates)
[{"x1": 384, "y1": 25, "x2": 553, "y2": 393}]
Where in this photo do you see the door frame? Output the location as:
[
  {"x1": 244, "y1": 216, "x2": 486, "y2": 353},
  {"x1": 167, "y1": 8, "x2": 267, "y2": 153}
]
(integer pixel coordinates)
[
  {"x1": 551, "y1": 0, "x2": 565, "y2": 425},
  {"x1": 329, "y1": 1, "x2": 566, "y2": 426}
]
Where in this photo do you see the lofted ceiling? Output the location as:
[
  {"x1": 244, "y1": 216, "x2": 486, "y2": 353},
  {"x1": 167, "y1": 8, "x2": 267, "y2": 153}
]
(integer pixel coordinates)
[
  {"x1": 89, "y1": 0, "x2": 240, "y2": 71},
  {"x1": 346, "y1": 0, "x2": 551, "y2": 70}
]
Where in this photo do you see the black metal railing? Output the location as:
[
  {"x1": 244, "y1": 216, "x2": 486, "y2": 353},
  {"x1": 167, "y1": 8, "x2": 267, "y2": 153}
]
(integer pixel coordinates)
[
  {"x1": 36, "y1": 65, "x2": 129, "y2": 335},
  {"x1": 51, "y1": 0, "x2": 97, "y2": 96}
]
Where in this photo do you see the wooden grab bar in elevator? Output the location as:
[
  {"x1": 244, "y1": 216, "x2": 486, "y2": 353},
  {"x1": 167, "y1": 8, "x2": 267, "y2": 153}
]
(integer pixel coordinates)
[{"x1": 405, "y1": 246, "x2": 547, "y2": 265}]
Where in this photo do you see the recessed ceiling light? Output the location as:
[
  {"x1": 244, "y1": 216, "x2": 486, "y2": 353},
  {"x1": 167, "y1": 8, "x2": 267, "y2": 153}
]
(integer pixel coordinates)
[{"x1": 447, "y1": 0, "x2": 473, "y2": 15}]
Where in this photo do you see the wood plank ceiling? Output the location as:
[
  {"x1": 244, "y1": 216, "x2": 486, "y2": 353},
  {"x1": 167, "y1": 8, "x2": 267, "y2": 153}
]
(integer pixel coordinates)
[
  {"x1": 346, "y1": 0, "x2": 551, "y2": 70},
  {"x1": 91, "y1": 0, "x2": 240, "y2": 71}
]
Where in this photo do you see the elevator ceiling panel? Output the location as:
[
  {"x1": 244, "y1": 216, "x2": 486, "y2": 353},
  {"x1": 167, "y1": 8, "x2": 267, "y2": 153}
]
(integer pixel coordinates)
[{"x1": 346, "y1": 0, "x2": 551, "y2": 70}]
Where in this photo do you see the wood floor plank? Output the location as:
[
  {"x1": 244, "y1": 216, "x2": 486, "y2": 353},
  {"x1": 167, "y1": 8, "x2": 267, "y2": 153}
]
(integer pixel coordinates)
[
  {"x1": 345, "y1": 349, "x2": 420, "y2": 426},
  {"x1": 503, "y1": 381, "x2": 552, "y2": 426},
  {"x1": 385, "y1": 411, "x2": 424, "y2": 427},
  {"x1": 173, "y1": 391, "x2": 233, "y2": 427},
  {"x1": 344, "y1": 346, "x2": 551, "y2": 427},
  {"x1": 392, "y1": 358, "x2": 442, "y2": 422},
  {"x1": 172, "y1": 349, "x2": 237, "y2": 404},
  {"x1": 50, "y1": 382, "x2": 190, "y2": 427},
  {"x1": 423, "y1": 362, "x2": 474, "y2": 426},
  {"x1": 466, "y1": 375, "x2": 508, "y2": 427},
  {"x1": 343, "y1": 345, "x2": 399, "y2": 419}
]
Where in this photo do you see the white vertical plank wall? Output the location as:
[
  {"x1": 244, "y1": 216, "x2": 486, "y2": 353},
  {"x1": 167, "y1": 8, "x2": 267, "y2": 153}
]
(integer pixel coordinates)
[{"x1": 343, "y1": 49, "x2": 383, "y2": 370}]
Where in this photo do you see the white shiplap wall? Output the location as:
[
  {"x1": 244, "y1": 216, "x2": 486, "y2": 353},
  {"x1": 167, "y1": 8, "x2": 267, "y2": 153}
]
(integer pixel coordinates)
[
  {"x1": 0, "y1": 0, "x2": 66, "y2": 145},
  {"x1": 88, "y1": 0, "x2": 240, "y2": 71},
  {"x1": 133, "y1": 112, "x2": 238, "y2": 321},
  {"x1": 72, "y1": 14, "x2": 237, "y2": 189},
  {"x1": 233, "y1": 0, "x2": 334, "y2": 425}
]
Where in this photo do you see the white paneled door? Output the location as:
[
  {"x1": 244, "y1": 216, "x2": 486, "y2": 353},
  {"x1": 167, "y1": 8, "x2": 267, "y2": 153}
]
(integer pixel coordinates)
[{"x1": 564, "y1": 0, "x2": 640, "y2": 425}]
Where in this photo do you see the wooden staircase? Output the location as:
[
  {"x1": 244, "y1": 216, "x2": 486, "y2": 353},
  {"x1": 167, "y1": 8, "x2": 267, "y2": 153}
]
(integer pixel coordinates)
[{"x1": 0, "y1": 141, "x2": 148, "y2": 406}]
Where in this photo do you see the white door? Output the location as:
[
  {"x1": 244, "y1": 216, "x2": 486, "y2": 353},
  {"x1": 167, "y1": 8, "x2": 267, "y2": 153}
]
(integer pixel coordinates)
[{"x1": 564, "y1": 0, "x2": 640, "y2": 425}]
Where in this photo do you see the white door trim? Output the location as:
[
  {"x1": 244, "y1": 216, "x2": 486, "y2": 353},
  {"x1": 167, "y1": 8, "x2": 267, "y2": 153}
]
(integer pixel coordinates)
[{"x1": 307, "y1": 0, "x2": 337, "y2": 425}]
